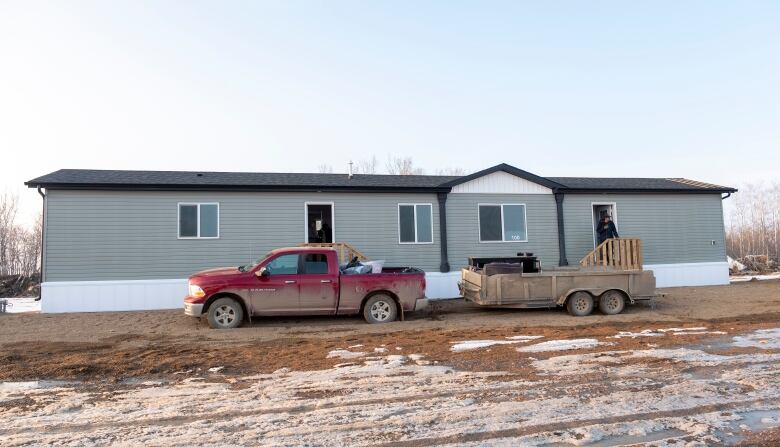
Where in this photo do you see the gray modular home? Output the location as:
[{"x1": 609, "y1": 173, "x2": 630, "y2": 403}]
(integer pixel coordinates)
[{"x1": 26, "y1": 164, "x2": 736, "y2": 313}]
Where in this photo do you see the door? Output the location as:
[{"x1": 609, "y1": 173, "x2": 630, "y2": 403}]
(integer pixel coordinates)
[
  {"x1": 297, "y1": 252, "x2": 339, "y2": 314},
  {"x1": 305, "y1": 203, "x2": 335, "y2": 243},
  {"x1": 592, "y1": 203, "x2": 618, "y2": 247},
  {"x1": 250, "y1": 253, "x2": 300, "y2": 315}
]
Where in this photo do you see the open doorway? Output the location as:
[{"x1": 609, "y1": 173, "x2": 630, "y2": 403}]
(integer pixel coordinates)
[
  {"x1": 305, "y1": 203, "x2": 334, "y2": 243},
  {"x1": 591, "y1": 203, "x2": 617, "y2": 248}
]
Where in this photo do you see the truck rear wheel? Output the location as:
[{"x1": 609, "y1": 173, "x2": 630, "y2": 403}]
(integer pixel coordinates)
[
  {"x1": 599, "y1": 290, "x2": 626, "y2": 315},
  {"x1": 566, "y1": 291, "x2": 594, "y2": 316},
  {"x1": 207, "y1": 297, "x2": 243, "y2": 329},
  {"x1": 363, "y1": 295, "x2": 398, "y2": 324}
]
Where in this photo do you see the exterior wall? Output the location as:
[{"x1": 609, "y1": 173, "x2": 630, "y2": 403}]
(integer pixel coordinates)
[
  {"x1": 451, "y1": 171, "x2": 552, "y2": 194},
  {"x1": 445, "y1": 194, "x2": 560, "y2": 270},
  {"x1": 43, "y1": 190, "x2": 442, "y2": 282},
  {"x1": 561, "y1": 193, "x2": 727, "y2": 265}
]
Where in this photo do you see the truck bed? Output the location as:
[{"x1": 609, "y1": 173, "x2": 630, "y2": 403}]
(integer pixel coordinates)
[{"x1": 337, "y1": 267, "x2": 426, "y2": 315}]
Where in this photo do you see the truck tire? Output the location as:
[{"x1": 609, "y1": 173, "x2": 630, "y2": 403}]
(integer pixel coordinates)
[
  {"x1": 207, "y1": 297, "x2": 244, "y2": 329},
  {"x1": 363, "y1": 294, "x2": 398, "y2": 324},
  {"x1": 599, "y1": 290, "x2": 626, "y2": 315},
  {"x1": 566, "y1": 291, "x2": 594, "y2": 317}
]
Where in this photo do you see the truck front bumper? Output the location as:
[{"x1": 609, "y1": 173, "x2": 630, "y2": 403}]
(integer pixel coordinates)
[
  {"x1": 184, "y1": 302, "x2": 204, "y2": 317},
  {"x1": 414, "y1": 298, "x2": 430, "y2": 312}
]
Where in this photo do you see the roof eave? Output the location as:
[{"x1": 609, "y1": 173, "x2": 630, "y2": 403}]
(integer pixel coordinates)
[
  {"x1": 559, "y1": 187, "x2": 738, "y2": 194},
  {"x1": 24, "y1": 182, "x2": 452, "y2": 194}
]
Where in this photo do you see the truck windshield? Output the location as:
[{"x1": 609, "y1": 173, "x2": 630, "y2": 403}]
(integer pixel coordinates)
[{"x1": 238, "y1": 253, "x2": 271, "y2": 272}]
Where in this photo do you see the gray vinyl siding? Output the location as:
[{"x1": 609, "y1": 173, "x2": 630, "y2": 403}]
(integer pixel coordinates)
[
  {"x1": 446, "y1": 194, "x2": 560, "y2": 269},
  {"x1": 562, "y1": 194, "x2": 726, "y2": 265},
  {"x1": 44, "y1": 190, "x2": 442, "y2": 281}
]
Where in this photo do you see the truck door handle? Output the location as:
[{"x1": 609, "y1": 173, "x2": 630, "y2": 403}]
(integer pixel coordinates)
[
  {"x1": 284, "y1": 280, "x2": 297, "y2": 284},
  {"x1": 320, "y1": 280, "x2": 332, "y2": 283}
]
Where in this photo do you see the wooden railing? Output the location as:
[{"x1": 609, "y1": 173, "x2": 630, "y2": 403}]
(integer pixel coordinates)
[
  {"x1": 299, "y1": 242, "x2": 368, "y2": 264},
  {"x1": 580, "y1": 238, "x2": 643, "y2": 270}
]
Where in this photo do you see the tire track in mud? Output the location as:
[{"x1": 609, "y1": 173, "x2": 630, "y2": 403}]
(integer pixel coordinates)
[{"x1": 376, "y1": 399, "x2": 780, "y2": 447}]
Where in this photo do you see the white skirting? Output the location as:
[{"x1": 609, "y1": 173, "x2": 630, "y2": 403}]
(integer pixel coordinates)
[
  {"x1": 643, "y1": 261, "x2": 730, "y2": 288},
  {"x1": 424, "y1": 272, "x2": 462, "y2": 299},
  {"x1": 41, "y1": 279, "x2": 188, "y2": 313}
]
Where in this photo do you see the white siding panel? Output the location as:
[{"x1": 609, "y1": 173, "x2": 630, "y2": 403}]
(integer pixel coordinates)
[
  {"x1": 646, "y1": 262, "x2": 729, "y2": 288},
  {"x1": 41, "y1": 279, "x2": 187, "y2": 313},
  {"x1": 452, "y1": 172, "x2": 552, "y2": 194}
]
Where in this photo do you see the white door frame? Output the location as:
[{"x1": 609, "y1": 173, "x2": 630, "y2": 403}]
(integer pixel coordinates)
[
  {"x1": 591, "y1": 202, "x2": 618, "y2": 248},
  {"x1": 304, "y1": 202, "x2": 335, "y2": 243}
]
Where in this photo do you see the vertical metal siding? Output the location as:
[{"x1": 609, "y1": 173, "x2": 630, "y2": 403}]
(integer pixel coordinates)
[
  {"x1": 44, "y1": 190, "x2": 441, "y2": 281},
  {"x1": 562, "y1": 194, "x2": 727, "y2": 265}
]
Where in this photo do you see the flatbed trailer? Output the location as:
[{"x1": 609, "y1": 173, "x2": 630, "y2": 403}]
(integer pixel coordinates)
[{"x1": 459, "y1": 238, "x2": 658, "y2": 316}]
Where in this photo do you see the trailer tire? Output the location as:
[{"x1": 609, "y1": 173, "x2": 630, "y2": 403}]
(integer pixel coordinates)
[
  {"x1": 363, "y1": 294, "x2": 398, "y2": 324},
  {"x1": 207, "y1": 297, "x2": 243, "y2": 329},
  {"x1": 566, "y1": 291, "x2": 594, "y2": 317},
  {"x1": 599, "y1": 290, "x2": 626, "y2": 315}
]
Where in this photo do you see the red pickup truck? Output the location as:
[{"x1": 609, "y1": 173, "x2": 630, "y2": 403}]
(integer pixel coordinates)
[{"x1": 184, "y1": 247, "x2": 429, "y2": 329}]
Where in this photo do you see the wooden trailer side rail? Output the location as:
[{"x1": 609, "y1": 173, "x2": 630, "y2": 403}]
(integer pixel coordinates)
[{"x1": 579, "y1": 238, "x2": 643, "y2": 271}]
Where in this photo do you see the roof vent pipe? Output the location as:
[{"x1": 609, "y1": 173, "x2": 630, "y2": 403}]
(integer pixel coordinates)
[{"x1": 348, "y1": 161, "x2": 353, "y2": 179}]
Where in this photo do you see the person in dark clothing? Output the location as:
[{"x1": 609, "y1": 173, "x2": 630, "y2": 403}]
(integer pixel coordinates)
[{"x1": 596, "y1": 215, "x2": 619, "y2": 245}]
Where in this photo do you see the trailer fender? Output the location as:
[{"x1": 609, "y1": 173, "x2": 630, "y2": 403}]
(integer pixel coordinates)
[{"x1": 557, "y1": 288, "x2": 633, "y2": 306}]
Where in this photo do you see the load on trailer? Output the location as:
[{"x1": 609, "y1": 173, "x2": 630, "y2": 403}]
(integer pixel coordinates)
[{"x1": 459, "y1": 238, "x2": 658, "y2": 316}]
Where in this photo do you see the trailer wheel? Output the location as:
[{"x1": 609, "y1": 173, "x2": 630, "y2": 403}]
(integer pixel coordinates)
[
  {"x1": 207, "y1": 297, "x2": 243, "y2": 329},
  {"x1": 599, "y1": 290, "x2": 626, "y2": 315},
  {"x1": 363, "y1": 294, "x2": 398, "y2": 324},
  {"x1": 566, "y1": 292, "x2": 594, "y2": 316}
]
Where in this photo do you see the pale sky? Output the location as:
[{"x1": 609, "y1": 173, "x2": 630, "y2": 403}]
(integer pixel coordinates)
[{"x1": 1, "y1": 1, "x2": 778, "y2": 226}]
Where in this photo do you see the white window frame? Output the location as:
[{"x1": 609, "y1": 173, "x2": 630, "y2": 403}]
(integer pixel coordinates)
[
  {"x1": 303, "y1": 202, "x2": 336, "y2": 243},
  {"x1": 398, "y1": 203, "x2": 434, "y2": 245},
  {"x1": 178, "y1": 202, "x2": 220, "y2": 239},
  {"x1": 477, "y1": 203, "x2": 528, "y2": 243}
]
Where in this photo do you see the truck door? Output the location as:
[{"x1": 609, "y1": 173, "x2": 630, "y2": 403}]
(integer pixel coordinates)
[
  {"x1": 250, "y1": 253, "x2": 300, "y2": 314},
  {"x1": 297, "y1": 252, "x2": 339, "y2": 314}
]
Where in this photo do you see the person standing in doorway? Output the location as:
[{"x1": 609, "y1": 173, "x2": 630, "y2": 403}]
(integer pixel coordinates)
[{"x1": 596, "y1": 215, "x2": 619, "y2": 245}]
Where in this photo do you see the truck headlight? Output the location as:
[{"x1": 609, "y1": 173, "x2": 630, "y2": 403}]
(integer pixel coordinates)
[{"x1": 189, "y1": 284, "x2": 205, "y2": 298}]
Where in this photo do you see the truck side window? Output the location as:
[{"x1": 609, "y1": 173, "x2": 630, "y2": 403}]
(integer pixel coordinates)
[
  {"x1": 303, "y1": 254, "x2": 329, "y2": 274},
  {"x1": 266, "y1": 254, "x2": 299, "y2": 275}
]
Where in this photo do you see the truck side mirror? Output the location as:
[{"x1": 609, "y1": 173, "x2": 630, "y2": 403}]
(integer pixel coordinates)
[{"x1": 255, "y1": 267, "x2": 269, "y2": 278}]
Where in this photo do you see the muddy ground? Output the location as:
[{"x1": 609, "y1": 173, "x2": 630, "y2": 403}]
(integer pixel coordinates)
[{"x1": 1, "y1": 280, "x2": 779, "y2": 446}]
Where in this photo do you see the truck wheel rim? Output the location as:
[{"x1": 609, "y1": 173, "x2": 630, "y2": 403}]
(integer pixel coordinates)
[
  {"x1": 370, "y1": 301, "x2": 391, "y2": 321},
  {"x1": 605, "y1": 295, "x2": 621, "y2": 311},
  {"x1": 575, "y1": 296, "x2": 589, "y2": 311},
  {"x1": 215, "y1": 305, "x2": 236, "y2": 326}
]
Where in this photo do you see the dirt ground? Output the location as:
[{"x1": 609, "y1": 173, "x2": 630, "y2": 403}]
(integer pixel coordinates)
[{"x1": 1, "y1": 280, "x2": 779, "y2": 446}]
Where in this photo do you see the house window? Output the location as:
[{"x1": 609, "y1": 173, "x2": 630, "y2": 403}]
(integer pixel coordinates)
[
  {"x1": 478, "y1": 204, "x2": 527, "y2": 242},
  {"x1": 398, "y1": 204, "x2": 433, "y2": 244},
  {"x1": 178, "y1": 203, "x2": 219, "y2": 238}
]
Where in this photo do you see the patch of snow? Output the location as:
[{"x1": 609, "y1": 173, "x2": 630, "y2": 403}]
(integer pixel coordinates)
[
  {"x1": 347, "y1": 344, "x2": 363, "y2": 348},
  {"x1": 730, "y1": 272, "x2": 780, "y2": 282},
  {"x1": 326, "y1": 349, "x2": 366, "y2": 359},
  {"x1": 732, "y1": 328, "x2": 780, "y2": 349},
  {"x1": 657, "y1": 327, "x2": 708, "y2": 333},
  {"x1": 518, "y1": 338, "x2": 608, "y2": 353},
  {"x1": 672, "y1": 331, "x2": 727, "y2": 336},
  {"x1": 451, "y1": 335, "x2": 543, "y2": 352},
  {"x1": 610, "y1": 329, "x2": 665, "y2": 339},
  {"x1": 1, "y1": 297, "x2": 40, "y2": 313},
  {"x1": 207, "y1": 367, "x2": 224, "y2": 373},
  {"x1": 373, "y1": 347, "x2": 387, "y2": 353}
]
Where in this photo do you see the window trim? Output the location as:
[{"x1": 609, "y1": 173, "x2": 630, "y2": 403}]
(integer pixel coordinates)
[
  {"x1": 398, "y1": 203, "x2": 434, "y2": 245},
  {"x1": 303, "y1": 201, "x2": 336, "y2": 243},
  {"x1": 177, "y1": 202, "x2": 220, "y2": 239},
  {"x1": 477, "y1": 203, "x2": 528, "y2": 243}
]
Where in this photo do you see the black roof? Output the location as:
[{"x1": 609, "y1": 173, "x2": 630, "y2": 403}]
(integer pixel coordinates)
[{"x1": 25, "y1": 165, "x2": 736, "y2": 194}]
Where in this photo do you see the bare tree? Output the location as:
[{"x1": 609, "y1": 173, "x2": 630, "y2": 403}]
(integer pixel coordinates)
[
  {"x1": 726, "y1": 182, "x2": 780, "y2": 264},
  {"x1": 0, "y1": 193, "x2": 41, "y2": 278},
  {"x1": 385, "y1": 155, "x2": 425, "y2": 175},
  {"x1": 317, "y1": 164, "x2": 334, "y2": 174},
  {"x1": 353, "y1": 156, "x2": 379, "y2": 174},
  {"x1": 436, "y1": 167, "x2": 466, "y2": 176},
  {"x1": 0, "y1": 193, "x2": 19, "y2": 276}
]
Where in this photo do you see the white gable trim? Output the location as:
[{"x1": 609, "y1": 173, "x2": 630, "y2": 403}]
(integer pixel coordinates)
[{"x1": 451, "y1": 171, "x2": 552, "y2": 194}]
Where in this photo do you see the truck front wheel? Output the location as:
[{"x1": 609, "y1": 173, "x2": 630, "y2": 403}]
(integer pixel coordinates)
[
  {"x1": 363, "y1": 295, "x2": 398, "y2": 324},
  {"x1": 207, "y1": 297, "x2": 244, "y2": 329}
]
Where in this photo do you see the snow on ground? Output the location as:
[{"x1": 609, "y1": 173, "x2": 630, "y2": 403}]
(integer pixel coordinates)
[
  {"x1": 733, "y1": 328, "x2": 780, "y2": 349},
  {"x1": 326, "y1": 349, "x2": 367, "y2": 359},
  {"x1": 450, "y1": 335, "x2": 543, "y2": 352},
  {"x1": 0, "y1": 297, "x2": 40, "y2": 313},
  {"x1": 731, "y1": 272, "x2": 780, "y2": 282},
  {"x1": 2, "y1": 329, "x2": 779, "y2": 446},
  {"x1": 516, "y1": 338, "x2": 610, "y2": 352}
]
